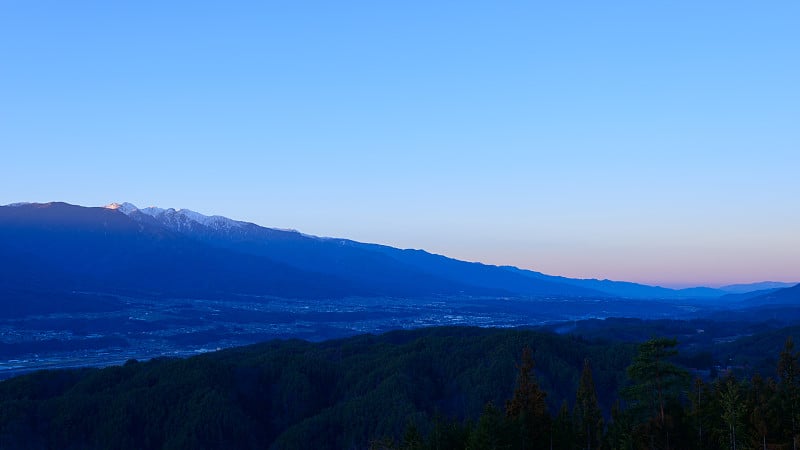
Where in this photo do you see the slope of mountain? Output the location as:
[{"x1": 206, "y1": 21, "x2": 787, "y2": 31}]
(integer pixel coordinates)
[
  {"x1": 720, "y1": 281, "x2": 798, "y2": 294},
  {"x1": 0, "y1": 203, "x2": 367, "y2": 299},
  {"x1": 717, "y1": 288, "x2": 782, "y2": 304},
  {"x1": 743, "y1": 283, "x2": 800, "y2": 306},
  {"x1": 1, "y1": 202, "x2": 598, "y2": 301},
  {"x1": 500, "y1": 266, "x2": 726, "y2": 299},
  {"x1": 4, "y1": 201, "x2": 782, "y2": 303},
  {"x1": 104, "y1": 202, "x2": 606, "y2": 298},
  {"x1": 105, "y1": 202, "x2": 721, "y2": 299}
]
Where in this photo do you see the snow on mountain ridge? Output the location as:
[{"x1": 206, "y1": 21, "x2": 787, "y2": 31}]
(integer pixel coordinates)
[
  {"x1": 102, "y1": 202, "x2": 331, "y2": 239},
  {"x1": 105, "y1": 202, "x2": 139, "y2": 214},
  {"x1": 137, "y1": 206, "x2": 169, "y2": 217},
  {"x1": 105, "y1": 202, "x2": 244, "y2": 231}
]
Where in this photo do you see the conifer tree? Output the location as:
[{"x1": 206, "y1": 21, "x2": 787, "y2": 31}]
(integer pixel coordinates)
[
  {"x1": 689, "y1": 377, "x2": 716, "y2": 450},
  {"x1": 718, "y1": 376, "x2": 746, "y2": 450},
  {"x1": 574, "y1": 359, "x2": 603, "y2": 450},
  {"x1": 552, "y1": 400, "x2": 575, "y2": 450},
  {"x1": 469, "y1": 402, "x2": 512, "y2": 450},
  {"x1": 778, "y1": 336, "x2": 800, "y2": 450},
  {"x1": 506, "y1": 346, "x2": 550, "y2": 449},
  {"x1": 748, "y1": 373, "x2": 776, "y2": 450},
  {"x1": 603, "y1": 400, "x2": 634, "y2": 450},
  {"x1": 623, "y1": 337, "x2": 688, "y2": 450}
]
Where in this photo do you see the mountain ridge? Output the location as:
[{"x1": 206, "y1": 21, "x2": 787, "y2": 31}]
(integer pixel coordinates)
[
  {"x1": 100, "y1": 202, "x2": 726, "y2": 298},
  {"x1": 2, "y1": 201, "x2": 789, "y2": 301}
]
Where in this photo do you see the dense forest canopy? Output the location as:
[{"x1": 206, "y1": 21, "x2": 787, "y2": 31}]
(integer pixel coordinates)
[{"x1": 0, "y1": 325, "x2": 798, "y2": 449}]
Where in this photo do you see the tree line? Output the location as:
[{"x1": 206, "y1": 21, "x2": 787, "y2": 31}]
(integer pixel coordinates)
[
  {"x1": 1, "y1": 326, "x2": 799, "y2": 449},
  {"x1": 373, "y1": 337, "x2": 800, "y2": 450}
]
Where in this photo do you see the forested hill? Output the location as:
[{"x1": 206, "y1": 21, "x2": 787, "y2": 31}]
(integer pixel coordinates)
[
  {"x1": 2, "y1": 325, "x2": 800, "y2": 449},
  {"x1": 0, "y1": 327, "x2": 635, "y2": 449}
]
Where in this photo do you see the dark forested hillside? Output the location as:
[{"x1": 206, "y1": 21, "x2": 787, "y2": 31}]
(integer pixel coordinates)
[
  {"x1": 0, "y1": 327, "x2": 635, "y2": 449},
  {"x1": 1, "y1": 324, "x2": 799, "y2": 449}
]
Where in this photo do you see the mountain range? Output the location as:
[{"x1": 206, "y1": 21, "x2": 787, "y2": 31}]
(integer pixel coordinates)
[{"x1": 0, "y1": 202, "x2": 796, "y2": 304}]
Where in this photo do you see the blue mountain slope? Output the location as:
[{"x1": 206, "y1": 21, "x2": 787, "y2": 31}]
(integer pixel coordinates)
[
  {"x1": 720, "y1": 281, "x2": 798, "y2": 293},
  {"x1": 743, "y1": 283, "x2": 800, "y2": 306},
  {"x1": 500, "y1": 265, "x2": 727, "y2": 299},
  {"x1": 116, "y1": 204, "x2": 608, "y2": 298},
  {"x1": 0, "y1": 203, "x2": 505, "y2": 299},
  {"x1": 349, "y1": 243, "x2": 604, "y2": 297},
  {"x1": 6, "y1": 201, "x2": 774, "y2": 302},
  {"x1": 0, "y1": 203, "x2": 607, "y2": 300},
  {"x1": 0, "y1": 203, "x2": 377, "y2": 299}
]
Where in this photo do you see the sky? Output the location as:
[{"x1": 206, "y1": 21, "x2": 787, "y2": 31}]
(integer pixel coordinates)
[{"x1": 1, "y1": 1, "x2": 798, "y2": 288}]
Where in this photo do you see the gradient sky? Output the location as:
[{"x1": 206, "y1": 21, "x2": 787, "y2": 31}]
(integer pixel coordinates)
[{"x1": 2, "y1": 1, "x2": 798, "y2": 288}]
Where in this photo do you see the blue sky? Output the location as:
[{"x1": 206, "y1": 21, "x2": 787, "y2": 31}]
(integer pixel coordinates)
[{"x1": 2, "y1": 1, "x2": 798, "y2": 287}]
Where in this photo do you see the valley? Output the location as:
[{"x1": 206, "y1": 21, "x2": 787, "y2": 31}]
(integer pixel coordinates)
[
  {"x1": 1, "y1": 287, "x2": 790, "y2": 380},
  {"x1": 0, "y1": 290, "x2": 710, "y2": 379},
  {"x1": 0, "y1": 204, "x2": 798, "y2": 448},
  {"x1": 1, "y1": 202, "x2": 797, "y2": 382}
]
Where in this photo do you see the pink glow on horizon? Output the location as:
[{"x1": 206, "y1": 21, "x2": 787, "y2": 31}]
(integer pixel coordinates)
[{"x1": 409, "y1": 240, "x2": 800, "y2": 289}]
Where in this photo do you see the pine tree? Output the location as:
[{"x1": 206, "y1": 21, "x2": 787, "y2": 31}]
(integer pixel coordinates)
[
  {"x1": 603, "y1": 400, "x2": 634, "y2": 450},
  {"x1": 552, "y1": 400, "x2": 575, "y2": 450},
  {"x1": 718, "y1": 376, "x2": 746, "y2": 450},
  {"x1": 778, "y1": 336, "x2": 800, "y2": 450},
  {"x1": 748, "y1": 373, "x2": 776, "y2": 450},
  {"x1": 468, "y1": 402, "x2": 512, "y2": 450},
  {"x1": 622, "y1": 337, "x2": 688, "y2": 450},
  {"x1": 506, "y1": 346, "x2": 550, "y2": 450},
  {"x1": 688, "y1": 376, "x2": 718, "y2": 450},
  {"x1": 574, "y1": 359, "x2": 603, "y2": 450}
]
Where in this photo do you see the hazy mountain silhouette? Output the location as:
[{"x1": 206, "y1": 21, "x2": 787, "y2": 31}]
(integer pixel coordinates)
[
  {"x1": 743, "y1": 283, "x2": 800, "y2": 306},
  {"x1": 107, "y1": 203, "x2": 737, "y2": 299},
  {"x1": 0, "y1": 203, "x2": 368, "y2": 299},
  {"x1": 0, "y1": 203, "x2": 571, "y2": 300},
  {"x1": 720, "y1": 281, "x2": 798, "y2": 293},
  {"x1": 500, "y1": 266, "x2": 727, "y2": 299},
  {"x1": 1, "y1": 202, "x2": 783, "y2": 303}
]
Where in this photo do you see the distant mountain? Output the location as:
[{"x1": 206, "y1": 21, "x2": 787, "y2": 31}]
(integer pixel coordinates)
[
  {"x1": 500, "y1": 266, "x2": 726, "y2": 299},
  {"x1": 743, "y1": 283, "x2": 800, "y2": 306},
  {"x1": 720, "y1": 281, "x2": 798, "y2": 294},
  {"x1": 0, "y1": 202, "x2": 364, "y2": 299},
  {"x1": 717, "y1": 288, "x2": 783, "y2": 304},
  {"x1": 0, "y1": 202, "x2": 606, "y2": 301},
  {"x1": 106, "y1": 203, "x2": 739, "y2": 299},
  {"x1": 2, "y1": 201, "x2": 778, "y2": 303},
  {"x1": 118, "y1": 202, "x2": 611, "y2": 298}
]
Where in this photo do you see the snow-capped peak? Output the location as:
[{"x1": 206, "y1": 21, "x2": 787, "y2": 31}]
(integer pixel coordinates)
[
  {"x1": 104, "y1": 202, "x2": 244, "y2": 232},
  {"x1": 175, "y1": 209, "x2": 245, "y2": 231},
  {"x1": 105, "y1": 202, "x2": 139, "y2": 214},
  {"x1": 137, "y1": 206, "x2": 169, "y2": 218}
]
